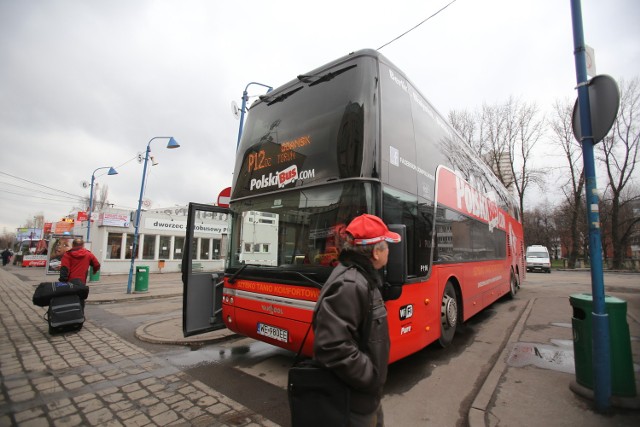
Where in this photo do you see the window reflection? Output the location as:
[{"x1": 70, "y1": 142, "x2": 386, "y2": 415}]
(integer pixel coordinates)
[{"x1": 229, "y1": 182, "x2": 377, "y2": 268}]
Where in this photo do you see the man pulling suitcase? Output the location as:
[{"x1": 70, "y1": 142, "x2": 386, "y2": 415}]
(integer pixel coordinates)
[
  {"x1": 45, "y1": 238, "x2": 99, "y2": 334},
  {"x1": 59, "y1": 238, "x2": 100, "y2": 290}
]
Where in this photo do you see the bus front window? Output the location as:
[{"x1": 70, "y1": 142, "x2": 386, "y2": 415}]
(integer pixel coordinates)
[{"x1": 229, "y1": 182, "x2": 378, "y2": 274}]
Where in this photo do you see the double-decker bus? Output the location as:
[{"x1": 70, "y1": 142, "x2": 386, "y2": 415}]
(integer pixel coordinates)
[{"x1": 183, "y1": 49, "x2": 524, "y2": 363}]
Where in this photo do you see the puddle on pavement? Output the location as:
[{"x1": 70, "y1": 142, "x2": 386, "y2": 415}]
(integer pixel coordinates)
[
  {"x1": 507, "y1": 341, "x2": 576, "y2": 374},
  {"x1": 508, "y1": 321, "x2": 640, "y2": 374},
  {"x1": 163, "y1": 339, "x2": 290, "y2": 369}
]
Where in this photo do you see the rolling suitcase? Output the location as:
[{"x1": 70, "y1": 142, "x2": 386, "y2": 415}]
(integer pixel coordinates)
[{"x1": 47, "y1": 295, "x2": 84, "y2": 334}]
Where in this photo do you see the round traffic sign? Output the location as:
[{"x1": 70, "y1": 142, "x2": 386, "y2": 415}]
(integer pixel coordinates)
[
  {"x1": 572, "y1": 74, "x2": 620, "y2": 144},
  {"x1": 217, "y1": 187, "x2": 231, "y2": 208}
]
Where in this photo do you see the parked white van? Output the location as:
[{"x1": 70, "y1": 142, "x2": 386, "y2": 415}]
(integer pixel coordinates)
[{"x1": 526, "y1": 245, "x2": 551, "y2": 273}]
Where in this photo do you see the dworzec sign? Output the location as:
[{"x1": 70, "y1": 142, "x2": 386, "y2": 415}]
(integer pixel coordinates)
[{"x1": 144, "y1": 218, "x2": 228, "y2": 234}]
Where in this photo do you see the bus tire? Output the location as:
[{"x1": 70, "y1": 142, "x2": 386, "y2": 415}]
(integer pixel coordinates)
[
  {"x1": 438, "y1": 281, "x2": 458, "y2": 348},
  {"x1": 508, "y1": 270, "x2": 518, "y2": 299}
]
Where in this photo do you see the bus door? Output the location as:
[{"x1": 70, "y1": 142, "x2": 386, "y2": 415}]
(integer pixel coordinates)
[{"x1": 182, "y1": 202, "x2": 231, "y2": 337}]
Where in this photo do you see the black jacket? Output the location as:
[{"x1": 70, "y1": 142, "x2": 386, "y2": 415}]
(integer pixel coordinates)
[{"x1": 312, "y1": 250, "x2": 390, "y2": 414}]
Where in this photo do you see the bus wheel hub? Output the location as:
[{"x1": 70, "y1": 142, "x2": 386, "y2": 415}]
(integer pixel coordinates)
[{"x1": 442, "y1": 296, "x2": 457, "y2": 328}]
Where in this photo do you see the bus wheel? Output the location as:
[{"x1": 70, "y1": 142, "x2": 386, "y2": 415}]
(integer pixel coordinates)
[
  {"x1": 438, "y1": 281, "x2": 458, "y2": 348},
  {"x1": 508, "y1": 271, "x2": 518, "y2": 299}
]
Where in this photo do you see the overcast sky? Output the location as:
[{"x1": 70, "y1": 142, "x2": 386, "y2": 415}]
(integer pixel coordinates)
[{"x1": 1, "y1": 0, "x2": 639, "y2": 233}]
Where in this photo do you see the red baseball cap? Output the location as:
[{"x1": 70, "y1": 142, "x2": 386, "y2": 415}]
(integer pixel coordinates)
[{"x1": 345, "y1": 214, "x2": 401, "y2": 246}]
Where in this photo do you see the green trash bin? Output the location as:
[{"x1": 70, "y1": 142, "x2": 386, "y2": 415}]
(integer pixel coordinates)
[
  {"x1": 89, "y1": 265, "x2": 100, "y2": 282},
  {"x1": 135, "y1": 266, "x2": 149, "y2": 293},
  {"x1": 570, "y1": 293, "x2": 637, "y2": 397}
]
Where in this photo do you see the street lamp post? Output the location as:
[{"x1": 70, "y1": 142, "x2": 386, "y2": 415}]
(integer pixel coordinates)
[
  {"x1": 87, "y1": 166, "x2": 118, "y2": 242},
  {"x1": 236, "y1": 82, "x2": 273, "y2": 149},
  {"x1": 126, "y1": 136, "x2": 180, "y2": 294}
]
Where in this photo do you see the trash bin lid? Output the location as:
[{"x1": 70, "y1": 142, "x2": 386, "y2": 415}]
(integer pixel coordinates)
[{"x1": 569, "y1": 293, "x2": 627, "y2": 311}]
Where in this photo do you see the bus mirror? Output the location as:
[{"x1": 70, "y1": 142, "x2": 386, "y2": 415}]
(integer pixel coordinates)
[{"x1": 386, "y1": 224, "x2": 407, "y2": 286}]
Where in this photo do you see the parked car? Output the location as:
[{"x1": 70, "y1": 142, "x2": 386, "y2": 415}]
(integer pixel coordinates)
[{"x1": 526, "y1": 245, "x2": 551, "y2": 273}]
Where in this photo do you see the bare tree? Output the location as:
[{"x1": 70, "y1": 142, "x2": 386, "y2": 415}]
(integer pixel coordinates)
[
  {"x1": 523, "y1": 201, "x2": 557, "y2": 250},
  {"x1": 599, "y1": 77, "x2": 640, "y2": 269},
  {"x1": 84, "y1": 184, "x2": 111, "y2": 212},
  {"x1": 98, "y1": 184, "x2": 110, "y2": 210},
  {"x1": 1, "y1": 228, "x2": 16, "y2": 249},
  {"x1": 549, "y1": 98, "x2": 585, "y2": 268},
  {"x1": 451, "y1": 97, "x2": 547, "y2": 218},
  {"x1": 448, "y1": 109, "x2": 485, "y2": 158}
]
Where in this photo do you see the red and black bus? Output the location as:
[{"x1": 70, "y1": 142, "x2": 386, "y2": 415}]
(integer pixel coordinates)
[{"x1": 183, "y1": 49, "x2": 524, "y2": 363}]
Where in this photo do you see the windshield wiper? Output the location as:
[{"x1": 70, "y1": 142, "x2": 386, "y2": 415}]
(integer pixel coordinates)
[
  {"x1": 298, "y1": 64, "x2": 358, "y2": 87},
  {"x1": 228, "y1": 263, "x2": 257, "y2": 284},
  {"x1": 260, "y1": 86, "x2": 303, "y2": 106},
  {"x1": 281, "y1": 270, "x2": 323, "y2": 289}
]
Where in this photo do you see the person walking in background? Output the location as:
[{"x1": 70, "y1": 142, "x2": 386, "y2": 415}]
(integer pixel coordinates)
[
  {"x1": 313, "y1": 214, "x2": 401, "y2": 427},
  {"x1": 59, "y1": 238, "x2": 100, "y2": 286},
  {"x1": 1, "y1": 248, "x2": 12, "y2": 266}
]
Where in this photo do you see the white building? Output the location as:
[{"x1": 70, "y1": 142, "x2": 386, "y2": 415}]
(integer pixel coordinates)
[{"x1": 73, "y1": 206, "x2": 228, "y2": 275}]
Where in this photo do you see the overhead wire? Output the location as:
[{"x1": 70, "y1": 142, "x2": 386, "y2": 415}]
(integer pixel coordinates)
[
  {"x1": 0, "y1": 153, "x2": 144, "y2": 221},
  {"x1": 377, "y1": 0, "x2": 458, "y2": 51}
]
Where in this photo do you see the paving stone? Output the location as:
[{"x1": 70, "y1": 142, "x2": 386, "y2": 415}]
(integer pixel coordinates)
[
  {"x1": 49, "y1": 403, "x2": 78, "y2": 420},
  {"x1": 207, "y1": 402, "x2": 231, "y2": 416},
  {"x1": 53, "y1": 414, "x2": 83, "y2": 427},
  {"x1": 19, "y1": 417, "x2": 50, "y2": 427},
  {"x1": 151, "y1": 409, "x2": 179, "y2": 425},
  {"x1": 138, "y1": 396, "x2": 160, "y2": 407},
  {"x1": 181, "y1": 405, "x2": 206, "y2": 421},
  {"x1": 102, "y1": 392, "x2": 125, "y2": 403},
  {"x1": 196, "y1": 395, "x2": 220, "y2": 406},
  {"x1": 122, "y1": 383, "x2": 142, "y2": 393},
  {"x1": 76, "y1": 397, "x2": 104, "y2": 412},
  {"x1": 125, "y1": 413, "x2": 153, "y2": 426},
  {"x1": 129, "y1": 389, "x2": 150, "y2": 400},
  {"x1": 86, "y1": 407, "x2": 114, "y2": 425},
  {"x1": 14, "y1": 408, "x2": 45, "y2": 423},
  {"x1": 147, "y1": 402, "x2": 170, "y2": 417}
]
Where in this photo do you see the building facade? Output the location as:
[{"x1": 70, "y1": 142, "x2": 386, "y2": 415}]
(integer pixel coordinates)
[{"x1": 73, "y1": 206, "x2": 228, "y2": 275}]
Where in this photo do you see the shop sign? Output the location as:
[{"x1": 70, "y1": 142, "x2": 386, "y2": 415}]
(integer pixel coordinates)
[{"x1": 98, "y1": 213, "x2": 130, "y2": 228}]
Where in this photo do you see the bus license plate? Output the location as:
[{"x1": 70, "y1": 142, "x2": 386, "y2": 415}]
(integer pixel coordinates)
[{"x1": 257, "y1": 323, "x2": 288, "y2": 342}]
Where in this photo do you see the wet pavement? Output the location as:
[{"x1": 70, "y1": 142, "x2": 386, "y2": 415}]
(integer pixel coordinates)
[
  {"x1": 1, "y1": 264, "x2": 639, "y2": 426},
  {"x1": 0, "y1": 265, "x2": 275, "y2": 427}
]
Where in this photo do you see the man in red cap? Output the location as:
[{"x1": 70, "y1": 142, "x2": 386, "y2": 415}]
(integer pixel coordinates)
[{"x1": 313, "y1": 214, "x2": 401, "y2": 427}]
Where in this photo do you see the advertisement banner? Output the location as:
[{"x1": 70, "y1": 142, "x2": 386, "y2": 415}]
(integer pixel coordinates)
[
  {"x1": 46, "y1": 234, "x2": 81, "y2": 275},
  {"x1": 22, "y1": 255, "x2": 48, "y2": 267},
  {"x1": 98, "y1": 212, "x2": 130, "y2": 228},
  {"x1": 77, "y1": 211, "x2": 88, "y2": 222},
  {"x1": 16, "y1": 228, "x2": 43, "y2": 240},
  {"x1": 53, "y1": 222, "x2": 74, "y2": 234}
]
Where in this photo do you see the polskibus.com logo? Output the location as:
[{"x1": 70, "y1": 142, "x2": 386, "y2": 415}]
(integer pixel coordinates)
[{"x1": 249, "y1": 165, "x2": 315, "y2": 191}]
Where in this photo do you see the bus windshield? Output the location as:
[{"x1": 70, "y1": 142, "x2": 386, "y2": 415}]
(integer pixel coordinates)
[
  {"x1": 228, "y1": 181, "x2": 378, "y2": 277},
  {"x1": 232, "y1": 55, "x2": 378, "y2": 199}
]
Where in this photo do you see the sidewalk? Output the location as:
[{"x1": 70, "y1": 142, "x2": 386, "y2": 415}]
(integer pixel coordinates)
[
  {"x1": 469, "y1": 287, "x2": 640, "y2": 426},
  {"x1": 0, "y1": 265, "x2": 276, "y2": 427},
  {"x1": 1, "y1": 264, "x2": 639, "y2": 426}
]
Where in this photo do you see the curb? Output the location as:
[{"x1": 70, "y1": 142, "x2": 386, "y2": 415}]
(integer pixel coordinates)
[
  {"x1": 468, "y1": 298, "x2": 535, "y2": 427},
  {"x1": 135, "y1": 316, "x2": 239, "y2": 346},
  {"x1": 87, "y1": 292, "x2": 182, "y2": 305}
]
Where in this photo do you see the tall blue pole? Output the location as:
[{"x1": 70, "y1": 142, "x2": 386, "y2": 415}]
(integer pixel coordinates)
[
  {"x1": 88, "y1": 173, "x2": 97, "y2": 242},
  {"x1": 126, "y1": 137, "x2": 179, "y2": 294},
  {"x1": 236, "y1": 82, "x2": 273, "y2": 149},
  {"x1": 570, "y1": 0, "x2": 611, "y2": 411}
]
